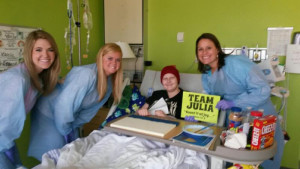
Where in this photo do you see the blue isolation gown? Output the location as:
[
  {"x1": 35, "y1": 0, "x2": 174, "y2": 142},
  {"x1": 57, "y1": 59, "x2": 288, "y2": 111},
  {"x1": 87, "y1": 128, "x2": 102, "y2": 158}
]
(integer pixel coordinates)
[
  {"x1": 0, "y1": 63, "x2": 39, "y2": 169},
  {"x1": 28, "y1": 63, "x2": 113, "y2": 161},
  {"x1": 202, "y1": 55, "x2": 284, "y2": 169}
]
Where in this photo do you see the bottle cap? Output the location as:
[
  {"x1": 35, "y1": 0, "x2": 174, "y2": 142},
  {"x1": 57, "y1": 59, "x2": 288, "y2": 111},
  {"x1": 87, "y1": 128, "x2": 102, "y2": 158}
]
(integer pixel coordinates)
[
  {"x1": 250, "y1": 111, "x2": 263, "y2": 117},
  {"x1": 231, "y1": 107, "x2": 242, "y2": 112}
]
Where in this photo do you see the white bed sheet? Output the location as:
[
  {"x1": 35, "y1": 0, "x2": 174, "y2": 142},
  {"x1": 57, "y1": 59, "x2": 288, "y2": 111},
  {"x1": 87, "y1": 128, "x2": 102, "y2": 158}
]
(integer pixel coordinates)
[{"x1": 34, "y1": 130, "x2": 208, "y2": 169}]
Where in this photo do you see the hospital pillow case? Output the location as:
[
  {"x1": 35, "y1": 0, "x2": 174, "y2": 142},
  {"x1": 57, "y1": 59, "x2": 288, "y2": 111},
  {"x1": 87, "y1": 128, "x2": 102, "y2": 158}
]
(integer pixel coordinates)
[{"x1": 100, "y1": 85, "x2": 146, "y2": 128}]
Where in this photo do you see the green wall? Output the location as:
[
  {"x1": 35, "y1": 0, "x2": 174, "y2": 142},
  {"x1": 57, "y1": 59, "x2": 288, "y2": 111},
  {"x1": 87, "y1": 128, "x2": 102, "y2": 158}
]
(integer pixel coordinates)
[
  {"x1": 144, "y1": 0, "x2": 300, "y2": 168},
  {"x1": 1, "y1": 0, "x2": 299, "y2": 168},
  {"x1": 0, "y1": 0, "x2": 104, "y2": 76},
  {"x1": 0, "y1": 0, "x2": 104, "y2": 167}
]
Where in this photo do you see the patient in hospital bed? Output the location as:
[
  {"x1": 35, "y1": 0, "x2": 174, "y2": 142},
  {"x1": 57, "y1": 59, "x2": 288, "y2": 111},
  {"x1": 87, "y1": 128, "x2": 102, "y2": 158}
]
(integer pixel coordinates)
[
  {"x1": 137, "y1": 65, "x2": 183, "y2": 118},
  {"x1": 34, "y1": 66, "x2": 209, "y2": 169},
  {"x1": 137, "y1": 65, "x2": 197, "y2": 122},
  {"x1": 34, "y1": 93, "x2": 208, "y2": 168}
]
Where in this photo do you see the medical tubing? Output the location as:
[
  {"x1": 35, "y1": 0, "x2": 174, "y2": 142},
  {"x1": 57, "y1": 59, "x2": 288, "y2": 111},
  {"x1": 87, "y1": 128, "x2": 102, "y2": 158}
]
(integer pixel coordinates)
[{"x1": 276, "y1": 94, "x2": 286, "y2": 115}]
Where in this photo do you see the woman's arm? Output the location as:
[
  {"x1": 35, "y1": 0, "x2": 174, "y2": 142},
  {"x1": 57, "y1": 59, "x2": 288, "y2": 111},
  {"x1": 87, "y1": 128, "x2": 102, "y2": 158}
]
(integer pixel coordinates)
[
  {"x1": 0, "y1": 73, "x2": 27, "y2": 151},
  {"x1": 53, "y1": 67, "x2": 96, "y2": 136},
  {"x1": 226, "y1": 56, "x2": 271, "y2": 108}
]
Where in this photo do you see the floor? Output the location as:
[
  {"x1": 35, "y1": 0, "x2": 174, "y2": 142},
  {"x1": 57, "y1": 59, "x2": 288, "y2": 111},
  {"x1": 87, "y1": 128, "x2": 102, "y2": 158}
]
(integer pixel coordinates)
[{"x1": 82, "y1": 107, "x2": 110, "y2": 137}]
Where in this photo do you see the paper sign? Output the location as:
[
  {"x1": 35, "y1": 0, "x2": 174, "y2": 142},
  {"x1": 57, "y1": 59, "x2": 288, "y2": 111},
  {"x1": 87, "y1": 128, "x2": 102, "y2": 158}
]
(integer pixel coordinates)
[
  {"x1": 148, "y1": 97, "x2": 169, "y2": 115},
  {"x1": 0, "y1": 25, "x2": 38, "y2": 72},
  {"x1": 181, "y1": 92, "x2": 220, "y2": 124},
  {"x1": 267, "y1": 27, "x2": 293, "y2": 57},
  {"x1": 285, "y1": 44, "x2": 300, "y2": 74}
]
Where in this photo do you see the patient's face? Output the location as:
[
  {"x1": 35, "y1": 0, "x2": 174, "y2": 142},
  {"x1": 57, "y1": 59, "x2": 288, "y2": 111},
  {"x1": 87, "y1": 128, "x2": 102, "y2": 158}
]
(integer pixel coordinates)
[{"x1": 162, "y1": 73, "x2": 179, "y2": 93}]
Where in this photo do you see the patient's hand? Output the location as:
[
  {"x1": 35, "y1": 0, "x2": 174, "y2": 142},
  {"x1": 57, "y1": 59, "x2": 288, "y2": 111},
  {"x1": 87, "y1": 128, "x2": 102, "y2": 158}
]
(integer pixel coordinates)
[
  {"x1": 137, "y1": 108, "x2": 150, "y2": 116},
  {"x1": 155, "y1": 110, "x2": 167, "y2": 117}
]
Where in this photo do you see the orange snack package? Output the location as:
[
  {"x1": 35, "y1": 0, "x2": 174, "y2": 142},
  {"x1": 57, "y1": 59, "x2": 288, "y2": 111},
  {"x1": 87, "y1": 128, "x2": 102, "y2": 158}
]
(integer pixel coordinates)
[{"x1": 251, "y1": 115, "x2": 277, "y2": 150}]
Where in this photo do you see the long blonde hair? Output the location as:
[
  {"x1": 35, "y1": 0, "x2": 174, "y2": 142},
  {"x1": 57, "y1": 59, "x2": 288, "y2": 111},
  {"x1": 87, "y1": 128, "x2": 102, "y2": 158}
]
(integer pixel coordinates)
[
  {"x1": 96, "y1": 43, "x2": 123, "y2": 104},
  {"x1": 23, "y1": 30, "x2": 61, "y2": 95}
]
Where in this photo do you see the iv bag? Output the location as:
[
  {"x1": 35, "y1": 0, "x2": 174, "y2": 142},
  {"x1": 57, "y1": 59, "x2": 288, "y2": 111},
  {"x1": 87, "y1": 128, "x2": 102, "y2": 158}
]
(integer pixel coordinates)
[
  {"x1": 83, "y1": 11, "x2": 93, "y2": 30},
  {"x1": 83, "y1": 0, "x2": 93, "y2": 30},
  {"x1": 64, "y1": 27, "x2": 76, "y2": 47}
]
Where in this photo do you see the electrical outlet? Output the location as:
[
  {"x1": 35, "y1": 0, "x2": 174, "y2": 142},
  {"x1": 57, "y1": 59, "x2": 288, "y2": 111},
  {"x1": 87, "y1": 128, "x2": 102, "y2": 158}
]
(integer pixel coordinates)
[{"x1": 130, "y1": 45, "x2": 143, "y2": 57}]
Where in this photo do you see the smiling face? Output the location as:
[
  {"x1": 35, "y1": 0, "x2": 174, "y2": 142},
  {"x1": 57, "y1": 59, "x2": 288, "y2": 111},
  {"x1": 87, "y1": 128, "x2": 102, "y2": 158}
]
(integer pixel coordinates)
[
  {"x1": 162, "y1": 73, "x2": 179, "y2": 93},
  {"x1": 197, "y1": 38, "x2": 219, "y2": 71},
  {"x1": 102, "y1": 51, "x2": 122, "y2": 76},
  {"x1": 32, "y1": 39, "x2": 55, "y2": 73}
]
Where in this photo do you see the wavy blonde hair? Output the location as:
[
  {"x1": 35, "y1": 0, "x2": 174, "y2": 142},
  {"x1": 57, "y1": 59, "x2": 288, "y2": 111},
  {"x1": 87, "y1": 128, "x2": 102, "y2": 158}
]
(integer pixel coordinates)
[
  {"x1": 23, "y1": 30, "x2": 61, "y2": 95},
  {"x1": 96, "y1": 43, "x2": 123, "y2": 104}
]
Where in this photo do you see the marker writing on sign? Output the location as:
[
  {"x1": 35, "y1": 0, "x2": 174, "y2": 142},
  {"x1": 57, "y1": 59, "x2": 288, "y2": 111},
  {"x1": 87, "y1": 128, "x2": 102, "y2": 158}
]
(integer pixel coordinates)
[{"x1": 186, "y1": 94, "x2": 214, "y2": 112}]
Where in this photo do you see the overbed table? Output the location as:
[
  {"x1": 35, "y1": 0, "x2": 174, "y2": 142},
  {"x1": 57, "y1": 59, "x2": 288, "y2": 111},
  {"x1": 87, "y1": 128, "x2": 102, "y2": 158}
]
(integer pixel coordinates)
[{"x1": 104, "y1": 115, "x2": 276, "y2": 168}]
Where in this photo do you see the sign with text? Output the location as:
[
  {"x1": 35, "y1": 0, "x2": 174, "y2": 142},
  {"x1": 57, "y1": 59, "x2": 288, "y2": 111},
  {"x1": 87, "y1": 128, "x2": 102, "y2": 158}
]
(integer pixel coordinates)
[
  {"x1": 0, "y1": 25, "x2": 38, "y2": 72},
  {"x1": 181, "y1": 92, "x2": 220, "y2": 124}
]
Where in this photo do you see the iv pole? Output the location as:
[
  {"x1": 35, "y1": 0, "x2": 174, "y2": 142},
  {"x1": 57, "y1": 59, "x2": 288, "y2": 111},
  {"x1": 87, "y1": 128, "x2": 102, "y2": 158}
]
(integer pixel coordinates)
[
  {"x1": 67, "y1": 0, "x2": 74, "y2": 67},
  {"x1": 76, "y1": 0, "x2": 81, "y2": 66},
  {"x1": 74, "y1": 0, "x2": 83, "y2": 137}
]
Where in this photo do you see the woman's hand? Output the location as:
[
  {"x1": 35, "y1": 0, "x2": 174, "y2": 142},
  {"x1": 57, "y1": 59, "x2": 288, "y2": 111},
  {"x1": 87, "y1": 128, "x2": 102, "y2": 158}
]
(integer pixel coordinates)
[
  {"x1": 184, "y1": 116, "x2": 198, "y2": 122},
  {"x1": 154, "y1": 110, "x2": 167, "y2": 117},
  {"x1": 216, "y1": 100, "x2": 235, "y2": 110}
]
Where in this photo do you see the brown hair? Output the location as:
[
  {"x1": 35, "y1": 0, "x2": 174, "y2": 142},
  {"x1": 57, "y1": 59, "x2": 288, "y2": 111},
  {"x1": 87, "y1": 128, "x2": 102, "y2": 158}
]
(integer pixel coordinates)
[
  {"x1": 96, "y1": 43, "x2": 123, "y2": 104},
  {"x1": 23, "y1": 30, "x2": 61, "y2": 95},
  {"x1": 195, "y1": 33, "x2": 228, "y2": 73}
]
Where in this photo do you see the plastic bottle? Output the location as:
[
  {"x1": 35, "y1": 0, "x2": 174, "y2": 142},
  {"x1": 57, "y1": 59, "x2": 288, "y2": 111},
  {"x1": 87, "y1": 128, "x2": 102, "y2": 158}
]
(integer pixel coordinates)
[
  {"x1": 242, "y1": 107, "x2": 252, "y2": 135},
  {"x1": 249, "y1": 111, "x2": 263, "y2": 125},
  {"x1": 247, "y1": 110, "x2": 263, "y2": 147},
  {"x1": 228, "y1": 107, "x2": 243, "y2": 132}
]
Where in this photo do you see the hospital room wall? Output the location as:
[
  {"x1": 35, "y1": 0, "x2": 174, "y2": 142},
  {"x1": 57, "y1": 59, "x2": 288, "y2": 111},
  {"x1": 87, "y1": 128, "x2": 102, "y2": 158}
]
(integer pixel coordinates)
[
  {"x1": 144, "y1": 0, "x2": 300, "y2": 168},
  {"x1": 0, "y1": 0, "x2": 104, "y2": 76},
  {"x1": 1, "y1": 0, "x2": 299, "y2": 168},
  {"x1": 0, "y1": 0, "x2": 105, "y2": 167}
]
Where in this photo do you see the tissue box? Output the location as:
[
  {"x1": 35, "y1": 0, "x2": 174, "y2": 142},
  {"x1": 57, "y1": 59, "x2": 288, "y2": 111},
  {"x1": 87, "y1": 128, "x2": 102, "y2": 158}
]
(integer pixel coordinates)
[{"x1": 251, "y1": 115, "x2": 276, "y2": 150}]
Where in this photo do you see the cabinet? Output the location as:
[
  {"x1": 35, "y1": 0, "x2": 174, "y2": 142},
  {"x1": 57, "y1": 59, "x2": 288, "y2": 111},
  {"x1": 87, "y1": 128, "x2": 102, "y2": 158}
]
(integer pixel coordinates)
[{"x1": 104, "y1": 0, "x2": 143, "y2": 44}]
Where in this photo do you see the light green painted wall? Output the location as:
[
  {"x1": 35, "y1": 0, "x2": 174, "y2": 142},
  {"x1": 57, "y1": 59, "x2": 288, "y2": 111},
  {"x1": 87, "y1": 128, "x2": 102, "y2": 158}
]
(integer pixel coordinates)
[
  {"x1": 1, "y1": 0, "x2": 299, "y2": 168},
  {"x1": 144, "y1": 0, "x2": 300, "y2": 168},
  {"x1": 0, "y1": 0, "x2": 104, "y2": 167},
  {"x1": 0, "y1": 0, "x2": 104, "y2": 76}
]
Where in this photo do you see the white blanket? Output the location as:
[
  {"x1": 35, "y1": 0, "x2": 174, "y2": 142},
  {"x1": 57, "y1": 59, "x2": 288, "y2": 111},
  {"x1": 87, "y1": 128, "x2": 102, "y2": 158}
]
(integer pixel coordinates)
[{"x1": 34, "y1": 130, "x2": 208, "y2": 169}]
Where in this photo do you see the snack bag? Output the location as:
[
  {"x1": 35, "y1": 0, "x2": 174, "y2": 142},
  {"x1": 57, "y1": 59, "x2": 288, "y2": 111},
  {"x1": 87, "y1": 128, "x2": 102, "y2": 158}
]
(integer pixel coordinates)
[
  {"x1": 251, "y1": 115, "x2": 277, "y2": 150},
  {"x1": 227, "y1": 163, "x2": 256, "y2": 169}
]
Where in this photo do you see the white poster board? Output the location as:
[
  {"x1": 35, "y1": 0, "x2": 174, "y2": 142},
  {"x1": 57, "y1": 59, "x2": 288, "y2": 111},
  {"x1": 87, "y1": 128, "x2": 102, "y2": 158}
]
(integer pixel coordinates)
[
  {"x1": 267, "y1": 27, "x2": 293, "y2": 57},
  {"x1": 0, "y1": 25, "x2": 38, "y2": 72},
  {"x1": 285, "y1": 44, "x2": 300, "y2": 74}
]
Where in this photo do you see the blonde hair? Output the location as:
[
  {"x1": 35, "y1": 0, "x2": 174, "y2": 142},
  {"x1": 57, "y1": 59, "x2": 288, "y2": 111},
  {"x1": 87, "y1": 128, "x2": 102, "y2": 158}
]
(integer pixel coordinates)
[
  {"x1": 96, "y1": 43, "x2": 123, "y2": 104},
  {"x1": 23, "y1": 30, "x2": 61, "y2": 95}
]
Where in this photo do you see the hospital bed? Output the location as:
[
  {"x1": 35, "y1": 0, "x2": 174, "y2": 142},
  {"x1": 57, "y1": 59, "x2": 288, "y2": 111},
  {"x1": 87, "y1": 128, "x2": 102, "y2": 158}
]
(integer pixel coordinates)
[
  {"x1": 34, "y1": 70, "x2": 276, "y2": 169},
  {"x1": 113, "y1": 70, "x2": 276, "y2": 167}
]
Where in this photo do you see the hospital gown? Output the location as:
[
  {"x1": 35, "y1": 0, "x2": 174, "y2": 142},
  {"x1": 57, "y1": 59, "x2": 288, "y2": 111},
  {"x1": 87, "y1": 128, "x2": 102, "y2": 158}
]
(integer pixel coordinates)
[
  {"x1": 202, "y1": 55, "x2": 284, "y2": 169},
  {"x1": 28, "y1": 63, "x2": 113, "y2": 161},
  {"x1": 0, "y1": 63, "x2": 39, "y2": 169}
]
